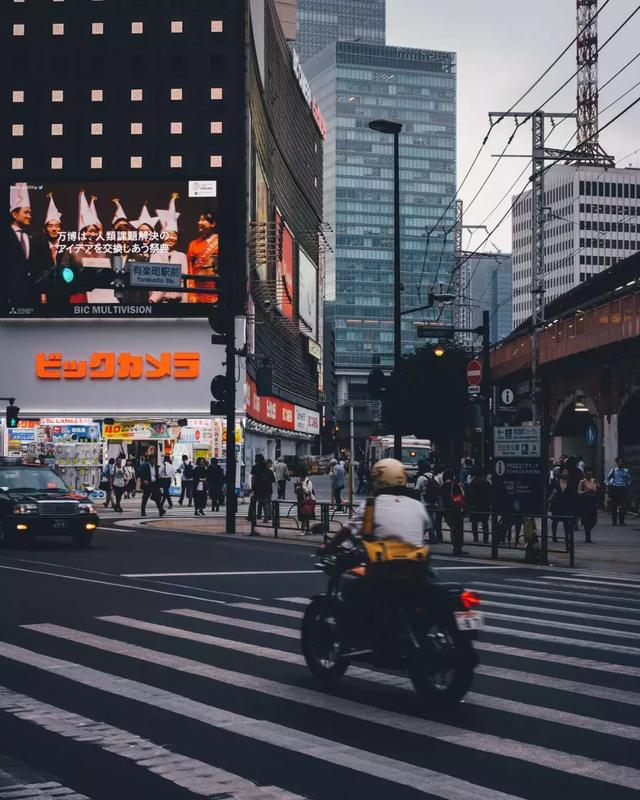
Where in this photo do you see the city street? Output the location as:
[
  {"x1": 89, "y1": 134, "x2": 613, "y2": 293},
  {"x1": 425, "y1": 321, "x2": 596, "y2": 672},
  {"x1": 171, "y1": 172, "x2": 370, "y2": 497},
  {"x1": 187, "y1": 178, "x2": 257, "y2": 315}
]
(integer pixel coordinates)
[{"x1": 1, "y1": 526, "x2": 639, "y2": 800}]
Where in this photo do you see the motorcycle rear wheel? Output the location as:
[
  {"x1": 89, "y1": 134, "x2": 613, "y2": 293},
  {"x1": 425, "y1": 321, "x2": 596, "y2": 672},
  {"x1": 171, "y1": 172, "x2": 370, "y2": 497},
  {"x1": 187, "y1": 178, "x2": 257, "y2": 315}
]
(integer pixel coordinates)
[
  {"x1": 407, "y1": 615, "x2": 474, "y2": 706},
  {"x1": 301, "y1": 596, "x2": 350, "y2": 684}
]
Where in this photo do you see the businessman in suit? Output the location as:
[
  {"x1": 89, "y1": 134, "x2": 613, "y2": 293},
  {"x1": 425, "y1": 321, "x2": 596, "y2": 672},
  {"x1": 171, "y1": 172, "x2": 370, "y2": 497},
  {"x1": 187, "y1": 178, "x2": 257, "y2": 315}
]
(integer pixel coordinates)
[
  {"x1": 8, "y1": 202, "x2": 39, "y2": 310},
  {"x1": 139, "y1": 454, "x2": 166, "y2": 517}
]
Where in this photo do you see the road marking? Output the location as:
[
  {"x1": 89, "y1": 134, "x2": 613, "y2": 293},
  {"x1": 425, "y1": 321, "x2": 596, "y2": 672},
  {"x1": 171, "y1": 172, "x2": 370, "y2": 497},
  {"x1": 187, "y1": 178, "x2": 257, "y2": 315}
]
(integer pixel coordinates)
[
  {"x1": 0, "y1": 685, "x2": 300, "y2": 799},
  {"x1": 483, "y1": 611, "x2": 640, "y2": 641},
  {"x1": 98, "y1": 614, "x2": 640, "y2": 710},
  {"x1": 276, "y1": 597, "x2": 308, "y2": 605},
  {"x1": 232, "y1": 602, "x2": 304, "y2": 619},
  {"x1": 168, "y1": 608, "x2": 298, "y2": 637},
  {"x1": 0, "y1": 564, "x2": 228, "y2": 606},
  {"x1": 0, "y1": 783, "x2": 88, "y2": 800},
  {"x1": 483, "y1": 623, "x2": 640, "y2": 656},
  {"x1": 480, "y1": 600, "x2": 640, "y2": 628},
  {"x1": 467, "y1": 584, "x2": 640, "y2": 616},
  {"x1": 122, "y1": 570, "x2": 320, "y2": 578},
  {"x1": 23, "y1": 626, "x2": 640, "y2": 787},
  {"x1": 490, "y1": 579, "x2": 640, "y2": 605},
  {"x1": 540, "y1": 576, "x2": 640, "y2": 590},
  {"x1": 0, "y1": 640, "x2": 526, "y2": 800}
]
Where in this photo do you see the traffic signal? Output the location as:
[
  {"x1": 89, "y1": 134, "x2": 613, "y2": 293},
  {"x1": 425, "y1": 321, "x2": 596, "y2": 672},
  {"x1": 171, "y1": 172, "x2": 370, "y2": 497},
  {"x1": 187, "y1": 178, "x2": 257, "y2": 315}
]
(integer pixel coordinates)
[
  {"x1": 6, "y1": 405, "x2": 20, "y2": 428},
  {"x1": 210, "y1": 375, "x2": 230, "y2": 415},
  {"x1": 208, "y1": 299, "x2": 228, "y2": 346},
  {"x1": 367, "y1": 368, "x2": 389, "y2": 399}
]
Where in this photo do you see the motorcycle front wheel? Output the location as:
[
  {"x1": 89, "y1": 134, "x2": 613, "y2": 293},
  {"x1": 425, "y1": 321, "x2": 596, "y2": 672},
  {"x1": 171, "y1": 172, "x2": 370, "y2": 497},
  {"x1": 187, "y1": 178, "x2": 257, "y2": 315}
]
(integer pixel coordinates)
[
  {"x1": 407, "y1": 615, "x2": 475, "y2": 706},
  {"x1": 301, "y1": 596, "x2": 350, "y2": 684}
]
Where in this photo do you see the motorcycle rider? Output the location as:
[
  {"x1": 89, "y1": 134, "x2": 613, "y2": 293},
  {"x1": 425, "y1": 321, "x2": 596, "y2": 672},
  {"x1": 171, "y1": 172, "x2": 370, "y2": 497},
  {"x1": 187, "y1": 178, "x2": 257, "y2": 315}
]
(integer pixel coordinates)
[{"x1": 323, "y1": 458, "x2": 433, "y2": 647}]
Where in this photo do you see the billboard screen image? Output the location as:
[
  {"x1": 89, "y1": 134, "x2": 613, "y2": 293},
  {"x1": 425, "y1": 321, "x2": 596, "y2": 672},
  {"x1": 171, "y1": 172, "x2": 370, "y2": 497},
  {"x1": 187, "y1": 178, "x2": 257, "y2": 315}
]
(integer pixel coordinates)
[
  {"x1": 275, "y1": 210, "x2": 294, "y2": 320},
  {"x1": 298, "y1": 247, "x2": 318, "y2": 341},
  {"x1": 7, "y1": 180, "x2": 221, "y2": 318}
]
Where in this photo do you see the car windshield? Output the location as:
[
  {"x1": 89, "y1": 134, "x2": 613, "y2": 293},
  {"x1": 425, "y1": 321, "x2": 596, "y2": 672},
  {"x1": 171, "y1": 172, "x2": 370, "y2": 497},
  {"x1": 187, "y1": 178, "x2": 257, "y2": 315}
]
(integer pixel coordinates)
[
  {"x1": 400, "y1": 447, "x2": 432, "y2": 465},
  {"x1": 0, "y1": 468, "x2": 69, "y2": 493}
]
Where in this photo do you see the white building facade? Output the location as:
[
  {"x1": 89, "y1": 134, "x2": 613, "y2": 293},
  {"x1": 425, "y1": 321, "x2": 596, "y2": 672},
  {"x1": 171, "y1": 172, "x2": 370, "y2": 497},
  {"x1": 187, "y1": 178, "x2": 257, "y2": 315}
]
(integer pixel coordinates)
[{"x1": 512, "y1": 165, "x2": 640, "y2": 328}]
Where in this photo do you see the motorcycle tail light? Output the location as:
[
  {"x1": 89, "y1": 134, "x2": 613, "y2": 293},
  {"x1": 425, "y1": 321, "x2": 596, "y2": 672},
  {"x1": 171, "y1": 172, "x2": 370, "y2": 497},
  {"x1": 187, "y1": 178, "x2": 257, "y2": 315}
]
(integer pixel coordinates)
[{"x1": 461, "y1": 590, "x2": 480, "y2": 609}]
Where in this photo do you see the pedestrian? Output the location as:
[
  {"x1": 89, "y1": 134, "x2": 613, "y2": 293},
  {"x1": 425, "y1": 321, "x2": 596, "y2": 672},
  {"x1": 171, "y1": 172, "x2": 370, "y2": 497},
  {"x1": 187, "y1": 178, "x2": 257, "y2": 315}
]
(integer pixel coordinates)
[
  {"x1": 111, "y1": 456, "x2": 126, "y2": 513},
  {"x1": 296, "y1": 470, "x2": 316, "y2": 534},
  {"x1": 465, "y1": 471, "x2": 493, "y2": 543},
  {"x1": 273, "y1": 457, "x2": 289, "y2": 500},
  {"x1": 549, "y1": 467, "x2": 576, "y2": 547},
  {"x1": 263, "y1": 459, "x2": 277, "y2": 521},
  {"x1": 206, "y1": 458, "x2": 225, "y2": 511},
  {"x1": 177, "y1": 454, "x2": 194, "y2": 507},
  {"x1": 193, "y1": 457, "x2": 208, "y2": 516},
  {"x1": 441, "y1": 470, "x2": 466, "y2": 556},
  {"x1": 247, "y1": 454, "x2": 271, "y2": 521},
  {"x1": 102, "y1": 458, "x2": 115, "y2": 508},
  {"x1": 159, "y1": 455, "x2": 175, "y2": 510},
  {"x1": 577, "y1": 468, "x2": 600, "y2": 543},
  {"x1": 330, "y1": 458, "x2": 346, "y2": 511},
  {"x1": 460, "y1": 457, "x2": 475, "y2": 485},
  {"x1": 606, "y1": 456, "x2": 632, "y2": 526},
  {"x1": 139, "y1": 454, "x2": 166, "y2": 517},
  {"x1": 356, "y1": 460, "x2": 370, "y2": 495},
  {"x1": 415, "y1": 468, "x2": 440, "y2": 543},
  {"x1": 124, "y1": 459, "x2": 136, "y2": 499}
]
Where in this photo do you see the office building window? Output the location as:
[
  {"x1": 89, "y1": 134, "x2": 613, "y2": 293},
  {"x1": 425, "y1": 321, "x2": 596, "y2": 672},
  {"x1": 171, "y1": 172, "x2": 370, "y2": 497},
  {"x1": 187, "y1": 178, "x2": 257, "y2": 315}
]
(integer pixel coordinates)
[
  {"x1": 211, "y1": 20, "x2": 223, "y2": 32},
  {"x1": 92, "y1": 22, "x2": 104, "y2": 35},
  {"x1": 130, "y1": 88, "x2": 143, "y2": 101},
  {"x1": 210, "y1": 155, "x2": 222, "y2": 168},
  {"x1": 11, "y1": 157, "x2": 24, "y2": 170},
  {"x1": 130, "y1": 156, "x2": 142, "y2": 169},
  {"x1": 131, "y1": 21, "x2": 143, "y2": 34},
  {"x1": 130, "y1": 122, "x2": 143, "y2": 135},
  {"x1": 12, "y1": 90, "x2": 24, "y2": 103},
  {"x1": 52, "y1": 23, "x2": 64, "y2": 35},
  {"x1": 91, "y1": 122, "x2": 103, "y2": 135},
  {"x1": 90, "y1": 156, "x2": 103, "y2": 169},
  {"x1": 210, "y1": 121, "x2": 222, "y2": 134},
  {"x1": 51, "y1": 123, "x2": 63, "y2": 136},
  {"x1": 171, "y1": 88, "x2": 183, "y2": 100},
  {"x1": 51, "y1": 157, "x2": 63, "y2": 170},
  {"x1": 171, "y1": 20, "x2": 183, "y2": 33},
  {"x1": 170, "y1": 121, "x2": 182, "y2": 134},
  {"x1": 91, "y1": 89, "x2": 103, "y2": 102},
  {"x1": 170, "y1": 155, "x2": 182, "y2": 168},
  {"x1": 12, "y1": 124, "x2": 24, "y2": 137},
  {"x1": 210, "y1": 87, "x2": 223, "y2": 100},
  {"x1": 13, "y1": 24, "x2": 25, "y2": 36},
  {"x1": 51, "y1": 89, "x2": 64, "y2": 102}
]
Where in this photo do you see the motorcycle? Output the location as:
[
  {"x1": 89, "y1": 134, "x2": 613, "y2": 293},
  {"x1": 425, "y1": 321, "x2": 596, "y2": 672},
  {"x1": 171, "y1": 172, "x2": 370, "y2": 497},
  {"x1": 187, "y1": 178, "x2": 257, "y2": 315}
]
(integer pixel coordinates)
[{"x1": 301, "y1": 538, "x2": 481, "y2": 705}]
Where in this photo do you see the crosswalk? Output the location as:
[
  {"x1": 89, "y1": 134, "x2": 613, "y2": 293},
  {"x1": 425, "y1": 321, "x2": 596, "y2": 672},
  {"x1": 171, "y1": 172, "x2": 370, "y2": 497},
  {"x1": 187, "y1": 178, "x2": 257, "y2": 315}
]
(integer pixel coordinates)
[{"x1": 1, "y1": 571, "x2": 640, "y2": 799}]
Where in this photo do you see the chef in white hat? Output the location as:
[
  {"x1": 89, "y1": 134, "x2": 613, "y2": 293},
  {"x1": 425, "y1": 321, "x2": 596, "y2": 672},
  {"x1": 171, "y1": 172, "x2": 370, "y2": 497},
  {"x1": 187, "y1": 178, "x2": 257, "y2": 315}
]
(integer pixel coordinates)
[
  {"x1": 149, "y1": 193, "x2": 188, "y2": 303},
  {"x1": 8, "y1": 183, "x2": 38, "y2": 308},
  {"x1": 30, "y1": 193, "x2": 64, "y2": 303}
]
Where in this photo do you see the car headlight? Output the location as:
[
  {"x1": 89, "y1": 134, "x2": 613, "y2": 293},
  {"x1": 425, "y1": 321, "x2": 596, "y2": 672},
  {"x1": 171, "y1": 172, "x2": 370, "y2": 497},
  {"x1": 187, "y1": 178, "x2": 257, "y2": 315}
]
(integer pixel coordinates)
[
  {"x1": 78, "y1": 503, "x2": 95, "y2": 515},
  {"x1": 14, "y1": 503, "x2": 38, "y2": 515}
]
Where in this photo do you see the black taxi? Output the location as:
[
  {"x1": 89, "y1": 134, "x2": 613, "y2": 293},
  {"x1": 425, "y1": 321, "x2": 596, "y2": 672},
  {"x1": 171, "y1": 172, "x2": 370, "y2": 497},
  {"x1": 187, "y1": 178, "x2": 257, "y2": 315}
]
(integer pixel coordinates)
[{"x1": 0, "y1": 460, "x2": 99, "y2": 547}]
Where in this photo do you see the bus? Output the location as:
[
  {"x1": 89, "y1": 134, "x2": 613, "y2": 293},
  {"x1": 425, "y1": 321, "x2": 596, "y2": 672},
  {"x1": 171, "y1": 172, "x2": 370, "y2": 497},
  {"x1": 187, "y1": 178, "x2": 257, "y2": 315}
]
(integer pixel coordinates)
[{"x1": 364, "y1": 436, "x2": 434, "y2": 482}]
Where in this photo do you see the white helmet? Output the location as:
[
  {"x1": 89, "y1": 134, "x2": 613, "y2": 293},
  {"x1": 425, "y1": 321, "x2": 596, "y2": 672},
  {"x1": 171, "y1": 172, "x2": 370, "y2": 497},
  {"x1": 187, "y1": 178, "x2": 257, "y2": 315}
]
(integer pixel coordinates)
[{"x1": 370, "y1": 458, "x2": 407, "y2": 492}]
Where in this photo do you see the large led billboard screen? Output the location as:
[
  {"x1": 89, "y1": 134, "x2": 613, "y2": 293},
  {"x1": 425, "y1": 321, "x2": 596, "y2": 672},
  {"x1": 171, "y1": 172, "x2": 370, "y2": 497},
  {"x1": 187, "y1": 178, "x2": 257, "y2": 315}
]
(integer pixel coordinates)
[
  {"x1": 6, "y1": 181, "x2": 227, "y2": 318},
  {"x1": 298, "y1": 247, "x2": 318, "y2": 341}
]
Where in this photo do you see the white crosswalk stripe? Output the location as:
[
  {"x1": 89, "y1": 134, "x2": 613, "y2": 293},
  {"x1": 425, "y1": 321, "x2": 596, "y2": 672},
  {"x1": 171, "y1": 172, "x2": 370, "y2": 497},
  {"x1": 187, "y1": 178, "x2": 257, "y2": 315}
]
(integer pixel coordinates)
[{"x1": 1, "y1": 572, "x2": 640, "y2": 800}]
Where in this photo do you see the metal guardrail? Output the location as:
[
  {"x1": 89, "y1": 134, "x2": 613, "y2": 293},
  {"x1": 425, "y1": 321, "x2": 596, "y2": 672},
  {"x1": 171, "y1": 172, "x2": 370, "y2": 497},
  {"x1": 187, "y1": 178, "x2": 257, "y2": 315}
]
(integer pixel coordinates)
[{"x1": 247, "y1": 500, "x2": 576, "y2": 566}]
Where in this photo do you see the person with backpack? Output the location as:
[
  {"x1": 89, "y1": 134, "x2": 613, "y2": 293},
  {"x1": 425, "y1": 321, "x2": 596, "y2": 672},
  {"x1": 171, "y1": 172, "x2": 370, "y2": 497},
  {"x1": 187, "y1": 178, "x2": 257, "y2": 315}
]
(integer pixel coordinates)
[
  {"x1": 441, "y1": 470, "x2": 466, "y2": 556},
  {"x1": 177, "y1": 454, "x2": 194, "y2": 507},
  {"x1": 465, "y1": 472, "x2": 493, "y2": 543}
]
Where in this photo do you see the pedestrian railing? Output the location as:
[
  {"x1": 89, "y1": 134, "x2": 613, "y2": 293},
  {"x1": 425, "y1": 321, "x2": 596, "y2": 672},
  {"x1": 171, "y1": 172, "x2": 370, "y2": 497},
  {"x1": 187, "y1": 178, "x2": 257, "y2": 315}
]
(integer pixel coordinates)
[{"x1": 248, "y1": 500, "x2": 356, "y2": 541}]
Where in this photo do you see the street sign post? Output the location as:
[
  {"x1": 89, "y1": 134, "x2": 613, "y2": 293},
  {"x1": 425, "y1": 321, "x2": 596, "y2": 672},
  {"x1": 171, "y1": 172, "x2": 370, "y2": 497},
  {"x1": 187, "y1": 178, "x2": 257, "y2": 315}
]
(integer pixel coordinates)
[
  {"x1": 466, "y1": 359, "x2": 482, "y2": 386},
  {"x1": 130, "y1": 262, "x2": 183, "y2": 289},
  {"x1": 500, "y1": 388, "x2": 515, "y2": 406},
  {"x1": 468, "y1": 385, "x2": 481, "y2": 397}
]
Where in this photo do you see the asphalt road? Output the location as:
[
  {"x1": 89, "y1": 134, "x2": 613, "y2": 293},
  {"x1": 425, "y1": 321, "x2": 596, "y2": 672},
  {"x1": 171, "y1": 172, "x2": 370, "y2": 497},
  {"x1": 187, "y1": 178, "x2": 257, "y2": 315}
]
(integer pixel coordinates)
[{"x1": 1, "y1": 522, "x2": 639, "y2": 800}]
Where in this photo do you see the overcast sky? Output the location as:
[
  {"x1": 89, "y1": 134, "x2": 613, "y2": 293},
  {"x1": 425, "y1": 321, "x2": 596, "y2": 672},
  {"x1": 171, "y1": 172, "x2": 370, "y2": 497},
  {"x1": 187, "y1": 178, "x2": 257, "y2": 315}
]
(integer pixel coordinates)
[{"x1": 386, "y1": 0, "x2": 640, "y2": 251}]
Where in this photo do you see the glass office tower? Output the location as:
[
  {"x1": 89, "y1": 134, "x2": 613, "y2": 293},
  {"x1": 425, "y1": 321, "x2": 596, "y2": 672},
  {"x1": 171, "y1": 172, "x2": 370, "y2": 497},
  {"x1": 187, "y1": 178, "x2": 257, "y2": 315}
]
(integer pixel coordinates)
[
  {"x1": 296, "y1": 0, "x2": 385, "y2": 62},
  {"x1": 305, "y1": 42, "x2": 457, "y2": 405}
]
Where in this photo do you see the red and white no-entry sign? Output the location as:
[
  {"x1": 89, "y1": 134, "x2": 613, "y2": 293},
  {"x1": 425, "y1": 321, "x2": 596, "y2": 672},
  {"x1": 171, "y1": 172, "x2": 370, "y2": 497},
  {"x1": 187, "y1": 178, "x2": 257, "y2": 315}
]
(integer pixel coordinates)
[{"x1": 466, "y1": 359, "x2": 483, "y2": 386}]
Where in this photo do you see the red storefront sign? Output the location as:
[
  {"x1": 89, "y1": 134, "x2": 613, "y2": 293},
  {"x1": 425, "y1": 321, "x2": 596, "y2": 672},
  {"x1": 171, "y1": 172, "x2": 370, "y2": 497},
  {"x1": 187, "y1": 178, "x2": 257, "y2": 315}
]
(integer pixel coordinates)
[{"x1": 246, "y1": 377, "x2": 295, "y2": 431}]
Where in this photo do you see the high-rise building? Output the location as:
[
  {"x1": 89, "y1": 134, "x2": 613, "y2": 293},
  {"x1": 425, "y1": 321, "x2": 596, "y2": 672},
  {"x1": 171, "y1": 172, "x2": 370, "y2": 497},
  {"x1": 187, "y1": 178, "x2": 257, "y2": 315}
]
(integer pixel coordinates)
[
  {"x1": 296, "y1": 0, "x2": 385, "y2": 63},
  {"x1": 464, "y1": 253, "x2": 513, "y2": 344},
  {"x1": 305, "y1": 41, "x2": 457, "y2": 409},
  {"x1": 512, "y1": 164, "x2": 640, "y2": 328}
]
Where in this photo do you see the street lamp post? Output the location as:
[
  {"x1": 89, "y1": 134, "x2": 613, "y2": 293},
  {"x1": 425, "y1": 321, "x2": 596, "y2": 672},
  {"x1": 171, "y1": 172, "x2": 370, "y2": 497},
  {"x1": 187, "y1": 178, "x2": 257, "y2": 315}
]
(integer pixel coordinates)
[{"x1": 369, "y1": 118, "x2": 403, "y2": 461}]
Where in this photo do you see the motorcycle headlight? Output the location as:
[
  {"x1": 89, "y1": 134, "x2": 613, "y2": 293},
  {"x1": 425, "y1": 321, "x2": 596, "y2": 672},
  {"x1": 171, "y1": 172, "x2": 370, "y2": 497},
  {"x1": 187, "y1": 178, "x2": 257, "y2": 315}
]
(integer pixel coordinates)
[
  {"x1": 78, "y1": 503, "x2": 95, "y2": 515},
  {"x1": 14, "y1": 503, "x2": 38, "y2": 515}
]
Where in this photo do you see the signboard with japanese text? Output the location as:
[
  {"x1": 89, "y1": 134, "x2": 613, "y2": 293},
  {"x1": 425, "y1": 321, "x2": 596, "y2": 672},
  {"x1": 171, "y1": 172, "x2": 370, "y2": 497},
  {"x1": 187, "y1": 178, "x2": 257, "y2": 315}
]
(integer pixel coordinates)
[
  {"x1": 130, "y1": 263, "x2": 183, "y2": 290},
  {"x1": 494, "y1": 426, "x2": 541, "y2": 458},
  {"x1": 494, "y1": 458, "x2": 544, "y2": 516},
  {"x1": 0, "y1": 319, "x2": 238, "y2": 417},
  {"x1": 103, "y1": 422, "x2": 169, "y2": 441}
]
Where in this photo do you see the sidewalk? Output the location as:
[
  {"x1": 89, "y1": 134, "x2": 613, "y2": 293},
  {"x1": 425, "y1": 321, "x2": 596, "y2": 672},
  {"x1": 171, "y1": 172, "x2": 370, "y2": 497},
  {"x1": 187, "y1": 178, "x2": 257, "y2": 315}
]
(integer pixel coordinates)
[{"x1": 103, "y1": 495, "x2": 640, "y2": 573}]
